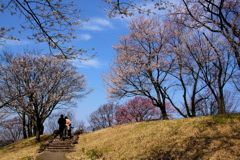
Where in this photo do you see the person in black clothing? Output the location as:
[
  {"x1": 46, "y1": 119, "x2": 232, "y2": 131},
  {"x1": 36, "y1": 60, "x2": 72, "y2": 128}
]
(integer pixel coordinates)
[{"x1": 58, "y1": 114, "x2": 66, "y2": 140}]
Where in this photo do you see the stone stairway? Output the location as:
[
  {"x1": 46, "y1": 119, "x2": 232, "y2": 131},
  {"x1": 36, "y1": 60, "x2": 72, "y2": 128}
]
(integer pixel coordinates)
[
  {"x1": 44, "y1": 136, "x2": 76, "y2": 152},
  {"x1": 38, "y1": 130, "x2": 82, "y2": 153}
]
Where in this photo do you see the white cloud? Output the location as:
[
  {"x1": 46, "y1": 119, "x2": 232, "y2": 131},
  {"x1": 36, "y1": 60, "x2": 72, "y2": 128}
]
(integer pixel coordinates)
[
  {"x1": 82, "y1": 18, "x2": 113, "y2": 31},
  {"x1": 70, "y1": 58, "x2": 103, "y2": 69},
  {"x1": 5, "y1": 39, "x2": 30, "y2": 45},
  {"x1": 83, "y1": 25, "x2": 103, "y2": 31},
  {"x1": 81, "y1": 59, "x2": 102, "y2": 68},
  {"x1": 0, "y1": 39, "x2": 31, "y2": 50},
  {"x1": 93, "y1": 18, "x2": 113, "y2": 27},
  {"x1": 79, "y1": 34, "x2": 92, "y2": 41}
]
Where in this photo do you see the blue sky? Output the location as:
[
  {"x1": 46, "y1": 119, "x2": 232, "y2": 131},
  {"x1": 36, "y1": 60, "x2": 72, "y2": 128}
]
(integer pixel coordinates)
[{"x1": 0, "y1": 0, "x2": 179, "y2": 124}]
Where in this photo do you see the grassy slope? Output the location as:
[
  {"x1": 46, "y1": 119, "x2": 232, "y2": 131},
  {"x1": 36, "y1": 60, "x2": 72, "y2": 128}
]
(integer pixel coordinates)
[
  {"x1": 0, "y1": 114, "x2": 240, "y2": 160},
  {"x1": 0, "y1": 135, "x2": 53, "y2": 160},
  {"x1": 67, "y1": 114, "x2": 240, "y2": 160}
]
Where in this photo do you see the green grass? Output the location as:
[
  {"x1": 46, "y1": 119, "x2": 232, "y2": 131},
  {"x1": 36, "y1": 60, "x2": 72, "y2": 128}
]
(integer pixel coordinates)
[{"x1": 1, "y1": 114, "x2": 240, "y2": 160}]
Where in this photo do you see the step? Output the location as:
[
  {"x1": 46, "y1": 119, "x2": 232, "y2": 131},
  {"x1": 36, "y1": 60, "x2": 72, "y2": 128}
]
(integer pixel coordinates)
[
  {"x1": 48, "y1": 145, "x2": 74, "y2": 149},
  {"x1": 48, "y1": 144, "x2": 74, "y2": 148},
  {"x1": 47, "y1": 146, "x2": 75, "y2": 149},
  {"x1": 45, "y1": 148, "x2": 76, "y2": 152},
  {"x1": 47, "y1": 144, "x2": 75, "y2": 148},
  {"x1": 49, "y1": 142, "x2": 73, "y2": 146},
  {"x1": 52, "y1": 139, "x2": 73, "y2": 143},
  {"x1": 38, "y1": 131, "x2": 80, "y2": 153}
]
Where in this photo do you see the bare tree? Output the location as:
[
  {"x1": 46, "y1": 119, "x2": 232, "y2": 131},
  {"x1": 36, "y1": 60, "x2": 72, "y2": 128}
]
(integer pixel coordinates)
[
  {"x1": 180, "y1": 0, "x2": 240, "y2": 68},
  {"x1": 165, "y1": 2, "x2": 240, "y2": 116},
  {"x1": 196, "y1": 89, "x2": 240, "y2": 116},
  {"x1": 102, "y1": 0, "x2": 171, "y2": 18},
  {"x1": 180, "y1": 29, "x2": 238, "y2": 114},
  {"x1": 75, "y1": 120, "x2": 87, "y2": 133},
  {"x1": 231, "y1": 68, "x2": 240, "y2": 91},
  {"x1": 44, "y1": 112, "x2": 59, "y2": 134},
  {"x1": 0, "y1": 0, "x2": 93, "y2": 59},
  {"x1": 0, "y1": 50, "x2": 92, "y2": 141},
  {"x1": 195, "y1": 91, "x2": 219, "y2": 116},
  {"x1": 224, "y1": 90, "x2": 240, "y2": 114},
  {"x1": 45, "y1": 109, "x2": 83, "y2": 134},
  {"x1": 0, "y1": 116, "x2": 23, "y2": 143},
  {"x1": 163, "y1": 19, "x2": 210, "y2": 118},
  {"x1": 0, "y1": 108, "x2": 13, "y2": 126},
  {"x1": 88, "y1": 103, "x2": 116, "y2": 131}
]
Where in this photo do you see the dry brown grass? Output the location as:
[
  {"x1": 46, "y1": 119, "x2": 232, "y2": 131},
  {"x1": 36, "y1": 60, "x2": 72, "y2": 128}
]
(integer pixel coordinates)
[
  {"x1": 1, "y1": 114, "x2": 239, "y2": 160},
  {"x1": 0, "y1": 134, "x2": 53, "y2": 160},
  {"x1": 67, "y1": 114, "x2": 240, "y2": 160}
]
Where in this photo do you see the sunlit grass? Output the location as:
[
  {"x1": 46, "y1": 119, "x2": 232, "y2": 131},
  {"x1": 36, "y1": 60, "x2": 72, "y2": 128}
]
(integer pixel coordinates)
[
  {"x1": 0, "y1": 114, "x2": 239, "y2": 160},
  {"x1": 0, "y1": 134, "x2": 53, "y2": 160},
  {"x1": 67, "y1": 114, "x2": 240, "y2": 159}
]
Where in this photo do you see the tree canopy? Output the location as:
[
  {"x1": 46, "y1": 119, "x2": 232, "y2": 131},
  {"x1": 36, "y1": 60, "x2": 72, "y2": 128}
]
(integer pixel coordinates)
[
  {"x1": 0, "y1": 0, "x2": 93, "y2": 59},
  {"x1": 0, "y1": 50, "x2": 92, "y2": 141},
  {"x1": 103, "y1": 13, "x2": 239, "y2": 120}
]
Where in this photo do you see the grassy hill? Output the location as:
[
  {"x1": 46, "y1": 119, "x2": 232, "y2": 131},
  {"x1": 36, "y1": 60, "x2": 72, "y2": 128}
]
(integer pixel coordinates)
[
  {"x1": 1, "y1": 114, "x2": 240, "y2": 160},
  {"x1": 0, "y1": 134, "x2": 53, "y2": 160}
]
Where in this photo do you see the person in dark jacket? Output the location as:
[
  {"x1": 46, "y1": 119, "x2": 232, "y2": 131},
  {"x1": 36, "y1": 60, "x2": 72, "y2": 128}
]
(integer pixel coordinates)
[{"x1": 58, "y1": 114, "x2": 66, "y2": 140}]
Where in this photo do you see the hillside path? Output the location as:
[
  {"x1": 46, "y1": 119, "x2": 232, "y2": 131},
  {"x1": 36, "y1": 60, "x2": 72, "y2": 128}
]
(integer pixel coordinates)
[{"x1": 36, "y1": 130, "x2": 82, "y2": 160}]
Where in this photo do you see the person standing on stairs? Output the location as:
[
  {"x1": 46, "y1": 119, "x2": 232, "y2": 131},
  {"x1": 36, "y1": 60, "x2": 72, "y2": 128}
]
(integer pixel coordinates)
[
  {"x1": 65, "y1": 116, "x2": 71, "y2": 138},
  {"x1": 58, "y1": 114, "x2": 66, "y2": 141}
]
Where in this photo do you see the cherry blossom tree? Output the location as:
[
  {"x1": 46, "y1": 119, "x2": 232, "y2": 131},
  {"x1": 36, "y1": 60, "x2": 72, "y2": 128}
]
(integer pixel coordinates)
[
  {"x1": 0, "y1": 0, "x2": 92, "y2": 59},
  {"x1": 103, "y1": 1, "x2": 240, "y2": 117},
  {"x1": 103, "y1": 16, "x2": 176, "y2": 120},
  {"x1": 114, "y1": 97, "x2": 162, "y2": 125},
  {"x1": 0, "y1": 50, "x2": 92, "y2": 141},
  {"x1": 104, "y1": 0, "x2": 239, "y2": 68}
]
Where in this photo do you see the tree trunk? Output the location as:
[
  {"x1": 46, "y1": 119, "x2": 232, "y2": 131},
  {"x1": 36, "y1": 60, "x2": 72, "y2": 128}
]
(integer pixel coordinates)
[
  {"x1": 35, "y1": 128, "x2": 40, "y2": 142},
  {"x1": 162, "y1": 112, "x2": 169, "y2": 120},
  {"x1": 28, "y1": 116, "x2": 33, "y2": 137},
  {"x1": 35, "y1": 119, "x2": 42, "y2": 142},
  {"x1": 22, "y1": 113, "x2": 27, "y2": 139},
  {"x1": 217, "y1": 75, "x2": 226, "y2": 114},
  {"x1": 217, "y1": 95, "x2": 226, "y2": 115},
  {"x1": 159, "y1": 105, "x2": 169, "y2": 120}
]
